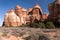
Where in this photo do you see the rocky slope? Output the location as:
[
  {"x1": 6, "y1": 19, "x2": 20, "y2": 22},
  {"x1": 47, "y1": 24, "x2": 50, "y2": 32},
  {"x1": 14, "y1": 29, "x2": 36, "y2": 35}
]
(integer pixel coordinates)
[{"x1": 0, "y1": 27, "x2": 57, "y2": 40}]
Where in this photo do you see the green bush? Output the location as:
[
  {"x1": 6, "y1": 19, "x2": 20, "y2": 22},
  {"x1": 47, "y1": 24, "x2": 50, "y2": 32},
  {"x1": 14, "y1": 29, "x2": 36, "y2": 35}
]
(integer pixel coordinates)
[
  {"x1": 30, "y1": 22, "x2": 55, "y2": 29},
  {"x1": 39, "y1": 22, "x2": 46, "y2": 28},
  {"x1": 29, "y1": 22, "x2": 46, "y2": 28},
  {"x1": 20, "y1": 21, "x2": 55, "y2": 29},
  {"x1": 31, "y1": 23, "x2": 40, "y2": 28},
  {"x1": 46, "y1": 22, "x2": 55, "y2": 29}
]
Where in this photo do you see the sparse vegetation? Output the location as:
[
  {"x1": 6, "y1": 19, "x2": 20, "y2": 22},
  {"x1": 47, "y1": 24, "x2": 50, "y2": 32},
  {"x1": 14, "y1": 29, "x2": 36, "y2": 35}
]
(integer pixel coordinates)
[
  {"x1": 21, "y1": 21, "x2": 55, "y2": 29},
  {"x1": 46, "y1": 22, "x2": 55, "y2": 29},
  {"x1": 39, "y1": 22, "x2": 46, "y2": 28}
]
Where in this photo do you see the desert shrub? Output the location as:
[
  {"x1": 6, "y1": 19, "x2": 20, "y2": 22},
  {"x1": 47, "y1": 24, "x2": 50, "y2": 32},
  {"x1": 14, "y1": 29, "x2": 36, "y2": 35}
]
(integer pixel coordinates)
[
  {"x1": 46, "y1": 22, "x2": 55, "y2": 29},
  {"x1": 39, "y1": 22, "x2": 46, "y2": 28},
  {"x1": 20, "y1": 24, "x2": 30, "y2": 27},
  {"x1": 20, "y1": 21, "x2": 55, "y2": 29},
  {"x1": 29, "y1": 22, "x2": 46, "y2": 28},
  {"x1": 31, "y1": 23, "x2": 40, "y2": 28}
]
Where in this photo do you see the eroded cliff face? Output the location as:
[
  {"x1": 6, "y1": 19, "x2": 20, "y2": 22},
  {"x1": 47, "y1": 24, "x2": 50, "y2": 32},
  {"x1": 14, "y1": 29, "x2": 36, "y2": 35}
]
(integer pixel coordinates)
[
  {"x1": 3, "y1": 4, "x2": 44, "y2": 27},
  {"x1": 48, "y1": 0, "x2": 60, "y2": 22}
]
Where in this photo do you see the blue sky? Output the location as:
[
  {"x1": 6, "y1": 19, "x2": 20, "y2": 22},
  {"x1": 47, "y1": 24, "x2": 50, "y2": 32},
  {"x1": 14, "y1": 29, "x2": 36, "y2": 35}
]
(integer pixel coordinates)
[{"x1": 0, "y1": 0, "x2": 55, "y2": 26}]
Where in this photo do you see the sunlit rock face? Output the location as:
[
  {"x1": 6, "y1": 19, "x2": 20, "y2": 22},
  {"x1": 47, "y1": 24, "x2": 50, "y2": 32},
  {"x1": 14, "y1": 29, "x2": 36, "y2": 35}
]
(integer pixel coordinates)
[
  {"x1": 4, "y1": 5, "x2": 28, "y2": 27},
  {"x1": 15, "y1": 5, "x2": 23, "y2": 19},
  {"x1": 15, "y1": 5, "x2": 28, "y2": 25},
  {"x1": 48, "y1": 0, "x2": 60, "y2": 22},
  {"x1": 28, "y1": 4, "x2": 42, "y2": 23},
  {"x1": 21, "y1": 8, "x2": 27, "y2": 24},
  {"x1": 15, "y1": 5, "x2": 22, "y2": 15},
  {"x1": 4, "y1": 9, "x2": 20, "y2": 27},
  {"x1": 42, "y1": 13, "x2": 48, "y2": 21}
]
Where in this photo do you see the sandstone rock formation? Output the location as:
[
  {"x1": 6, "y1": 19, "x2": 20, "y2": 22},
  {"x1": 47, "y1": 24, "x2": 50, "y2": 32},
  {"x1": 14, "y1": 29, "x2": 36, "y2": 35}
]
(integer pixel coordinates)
[
  {"x1": 3, "y1": 4, "x2": 43, "y2": 27},
  {"x1": 32, "y1": 4, "x2": 42, "y2": 23},
  {"x1": 15, "y1": 5, "x2": 27, "y2": 25},
  {"x1": 4, "y1": 9, "x2": 20, "y2": 27},
  {"x1": 48, "y1": 0, "x2": 60, "y2": 22},
  {"x1": 15, "y1": 5, "x2": 23, "y2": 25},
  {"x1": 28, "y1": 4, "x2": 42, "y2": 23}
]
